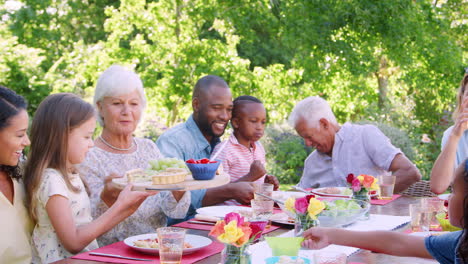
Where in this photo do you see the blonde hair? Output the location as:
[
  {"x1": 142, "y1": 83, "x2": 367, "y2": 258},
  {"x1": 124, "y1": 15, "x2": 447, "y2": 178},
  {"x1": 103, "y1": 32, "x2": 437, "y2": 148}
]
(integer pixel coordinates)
[
  {"x1": 452, "y1": 74, "x2": 468, "y2": 122},
  {"x1": 288, "y1": 96, "x2": 337, "y2": 128},
  {"x1": 24, "y1": 93, "x2": 95, "y2": 223},
  {"x1": 94, "y1": 65, "x2": 146, "y2": 125}
]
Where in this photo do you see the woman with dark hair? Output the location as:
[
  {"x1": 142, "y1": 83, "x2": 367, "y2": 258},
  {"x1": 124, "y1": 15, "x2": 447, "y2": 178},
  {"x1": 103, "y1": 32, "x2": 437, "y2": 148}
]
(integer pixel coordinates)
[{"x1": 0, "y1": 86, "x2": 33, "y2": 264}]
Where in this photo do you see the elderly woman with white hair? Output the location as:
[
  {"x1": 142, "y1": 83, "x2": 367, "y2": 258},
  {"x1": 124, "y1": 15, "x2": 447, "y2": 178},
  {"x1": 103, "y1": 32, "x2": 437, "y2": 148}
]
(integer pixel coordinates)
[
  {"x1": 289, "y1": 96, "x2": 421, "y2": 193},
  {"x1": 78, "y1": 65, "x2": 190, "y2": 246}
]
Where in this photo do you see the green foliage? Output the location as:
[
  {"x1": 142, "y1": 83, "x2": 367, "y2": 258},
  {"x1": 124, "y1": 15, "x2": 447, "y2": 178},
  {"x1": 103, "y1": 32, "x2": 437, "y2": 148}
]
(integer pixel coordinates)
[
  {"x1": 262, "y1": 123, "x2": 312, "y2": 184},
  {"x1": 1, "y1": 0, "x2": 466, "y2": 177}
]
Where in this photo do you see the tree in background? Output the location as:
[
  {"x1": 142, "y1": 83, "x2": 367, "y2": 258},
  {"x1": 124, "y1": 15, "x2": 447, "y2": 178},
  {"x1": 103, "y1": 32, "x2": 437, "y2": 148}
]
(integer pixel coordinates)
[{"x1": 1, "y1": 0, "x2": 466, "y2": 179}]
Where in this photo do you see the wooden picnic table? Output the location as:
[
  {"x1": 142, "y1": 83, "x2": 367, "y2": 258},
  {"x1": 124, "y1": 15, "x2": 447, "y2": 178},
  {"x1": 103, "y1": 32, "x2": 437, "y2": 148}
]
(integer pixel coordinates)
[{"x1": 52, "y1": 196, "x2": 438, "y2": 264}]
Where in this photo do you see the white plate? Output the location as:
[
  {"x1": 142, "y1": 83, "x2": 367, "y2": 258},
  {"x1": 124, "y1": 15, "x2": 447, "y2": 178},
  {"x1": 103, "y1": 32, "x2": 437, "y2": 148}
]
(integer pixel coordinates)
[
  {"x1": 196, "y1": 206, "x2": 253, "y2": 219},
  {"x1": 311, "y1": 187, "x2": 353, "y2": 198},
  {"x1": 271, "y1": 191, "x2": 306, "y2": 201},
  {"x1": 438, "y1": 193, "x2": 450, "y2": 201},
  {"x1": 124, "y1": 233, "x2": 212, "y2": 255},
  {"x1": 311, "y1": 187, "x2": 378, "y2": 198}
]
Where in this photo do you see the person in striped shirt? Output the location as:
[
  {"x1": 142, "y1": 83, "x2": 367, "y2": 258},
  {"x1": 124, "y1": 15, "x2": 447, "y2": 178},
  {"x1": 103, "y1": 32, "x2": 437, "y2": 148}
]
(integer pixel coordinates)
[{"x1": 211, "y1": 95, "x2": 279, "y2": 205}]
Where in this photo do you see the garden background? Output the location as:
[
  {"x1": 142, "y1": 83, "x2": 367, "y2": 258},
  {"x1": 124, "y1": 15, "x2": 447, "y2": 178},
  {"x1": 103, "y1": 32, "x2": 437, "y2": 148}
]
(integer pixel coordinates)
[{"x1": 1, "y1": 0, "x2": 467, "y2": 184}]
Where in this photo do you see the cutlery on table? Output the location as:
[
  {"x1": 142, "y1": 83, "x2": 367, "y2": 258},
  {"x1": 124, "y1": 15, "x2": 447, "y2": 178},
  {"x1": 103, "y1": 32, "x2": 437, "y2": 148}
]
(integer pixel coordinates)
[
  {"x1": 89, "y1": 252, "x2": 152, "y2": 261},
  {"x1": 293, "y1": 185, "x2": 319, "y2": 195},
  {"x1": 254, "y1": 192, "x2": 284, "y2": 205}
]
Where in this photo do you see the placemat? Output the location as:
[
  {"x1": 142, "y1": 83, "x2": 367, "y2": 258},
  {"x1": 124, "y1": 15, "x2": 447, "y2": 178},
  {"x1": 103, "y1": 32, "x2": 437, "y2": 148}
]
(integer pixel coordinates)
[
  {"x1": 173, "y1": 220, "x2": 281, "y2": 233},
  {"x1": 72, "y1": 240, "x2": 224, "y2": 264},
  {"x1": 371, "y1": 194, "x2": 401, "y2": 205}
]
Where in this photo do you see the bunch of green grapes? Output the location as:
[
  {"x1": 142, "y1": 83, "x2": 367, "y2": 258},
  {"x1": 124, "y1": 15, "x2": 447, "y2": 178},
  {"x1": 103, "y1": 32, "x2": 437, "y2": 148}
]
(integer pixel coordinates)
[{"x1": 148, "y1": 158, "x2": 187, "y2": 172}]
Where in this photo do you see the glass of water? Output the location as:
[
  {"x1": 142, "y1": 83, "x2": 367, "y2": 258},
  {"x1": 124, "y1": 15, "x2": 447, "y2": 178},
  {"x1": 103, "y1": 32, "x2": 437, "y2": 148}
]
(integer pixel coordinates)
[
  {"x1": 251, "y1": 199, "x2": 274, "y2": 220},
  {"x1": 157, "y1": 227, "x2": 186, "y2": 264}
]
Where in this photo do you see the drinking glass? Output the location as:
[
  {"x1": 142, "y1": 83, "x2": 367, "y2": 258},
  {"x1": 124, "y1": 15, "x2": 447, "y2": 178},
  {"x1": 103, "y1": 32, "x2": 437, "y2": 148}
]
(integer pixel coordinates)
[
  {"x1": 409, "y1": 204, "x2": 431, "y2": 232},
  {"x1": 421, "y1": 198, "x2": 445, "y2": 230},
  {"x1": 314, "y1": 251, "x2": 347, "y2": 264},
  {"x1": 157, "y1": 227, "x2": 186, "y2": 264},
  {"x1": 254, "y1": 183, "x2": 274, "y2": 201},
  {"x1": 251, "y1": 199, "x2": 274, "y2": 220},
  {"x1": 378, "y1": 173, "x2": 396, "y2": 200}
]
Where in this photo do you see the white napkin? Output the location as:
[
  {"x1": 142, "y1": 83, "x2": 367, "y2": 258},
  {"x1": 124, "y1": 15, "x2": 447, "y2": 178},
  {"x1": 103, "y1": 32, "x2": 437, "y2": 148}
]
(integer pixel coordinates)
[{"x1": 249, "y1": 214, "x2": 411, "y2": 263}]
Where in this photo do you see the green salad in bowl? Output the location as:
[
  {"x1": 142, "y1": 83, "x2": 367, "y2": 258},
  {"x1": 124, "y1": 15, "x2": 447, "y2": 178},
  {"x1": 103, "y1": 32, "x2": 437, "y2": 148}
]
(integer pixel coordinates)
[
  {"x1": 275, "y1": 195, "x2": 370, "y2": 227},
  {"x1": 318, "y1": 198, "x2": 370, "y2": 227}
]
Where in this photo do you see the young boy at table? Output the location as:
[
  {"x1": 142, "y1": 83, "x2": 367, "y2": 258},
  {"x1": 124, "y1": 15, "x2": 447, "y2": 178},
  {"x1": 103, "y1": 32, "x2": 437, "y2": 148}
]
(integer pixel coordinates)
[
  {"x1": 211, "y1": 96, "x2": 279, "y2": 205},
  {"x1": 302, "y1": 158, "x2": 468, "y2": 264}
]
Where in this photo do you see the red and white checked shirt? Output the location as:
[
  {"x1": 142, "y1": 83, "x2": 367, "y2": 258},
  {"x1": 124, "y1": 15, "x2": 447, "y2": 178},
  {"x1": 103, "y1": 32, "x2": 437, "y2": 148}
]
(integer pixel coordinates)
[{"x1": 211, "y1": 134, "x2": 266, "y2": 205}]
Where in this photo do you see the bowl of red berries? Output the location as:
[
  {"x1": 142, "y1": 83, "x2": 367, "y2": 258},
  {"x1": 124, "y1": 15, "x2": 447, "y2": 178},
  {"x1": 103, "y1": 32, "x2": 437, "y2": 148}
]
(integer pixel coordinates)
[{"x1": 185, "y1": 158, "x2": 220, "y2": 180}]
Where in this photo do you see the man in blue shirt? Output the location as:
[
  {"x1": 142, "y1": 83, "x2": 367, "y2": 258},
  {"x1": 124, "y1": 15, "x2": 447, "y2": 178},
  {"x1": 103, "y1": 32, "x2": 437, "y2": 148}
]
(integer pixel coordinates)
[{"x1": 157, "y1": 75, "x2": 256, "y2": 223}]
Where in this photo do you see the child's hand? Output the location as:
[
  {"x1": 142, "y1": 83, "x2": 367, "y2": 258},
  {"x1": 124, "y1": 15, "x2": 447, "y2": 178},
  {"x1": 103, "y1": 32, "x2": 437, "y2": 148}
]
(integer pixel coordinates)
[
  {"x1": 248, "y1": 160, "x2": 267, "y2": 180},
  {"x1": 115, "y1": 184, "x2": 158, "y2": 216},
  {"x1": 264, "y1": 175, "x2": 280, "y2": 190},
  {"x1": 302, "y1": 227, "x2": 332, "y2": 249}
]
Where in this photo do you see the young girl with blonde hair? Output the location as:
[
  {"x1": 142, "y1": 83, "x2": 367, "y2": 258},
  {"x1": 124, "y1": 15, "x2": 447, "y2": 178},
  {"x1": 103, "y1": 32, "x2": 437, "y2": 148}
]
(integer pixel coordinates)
[{"x1": 24, "y1": 93, "x2": 154, "y2": 263}]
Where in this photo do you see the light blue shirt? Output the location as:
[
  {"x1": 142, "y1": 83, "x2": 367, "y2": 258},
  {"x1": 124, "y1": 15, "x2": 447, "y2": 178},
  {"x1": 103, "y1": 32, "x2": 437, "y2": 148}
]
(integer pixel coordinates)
[
  {"x1": 156, "y1": 115, "x2": 220, "y2": 223},
  {"x1": 441, "y1": 126, "x2": 468, "y2": 168}
]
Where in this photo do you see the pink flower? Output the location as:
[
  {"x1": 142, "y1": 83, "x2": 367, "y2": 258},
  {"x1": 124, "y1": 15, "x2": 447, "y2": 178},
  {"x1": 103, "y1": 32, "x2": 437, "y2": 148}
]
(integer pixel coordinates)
[
  {"x1": 224, "y1": 212, "x2": 244, "y2": 226},
  {"x1": 294, "y1": 196, "x2": 309, "y2": 214},
  {"x1": 249, "y1": 220, "x2": 267, "y2": 240},
  {"x1": 352, "y1": 178, "x2": 362, "y2": 192},
  {"x1": 346, "y1": 173, "x2": 355, "y2": 184}
]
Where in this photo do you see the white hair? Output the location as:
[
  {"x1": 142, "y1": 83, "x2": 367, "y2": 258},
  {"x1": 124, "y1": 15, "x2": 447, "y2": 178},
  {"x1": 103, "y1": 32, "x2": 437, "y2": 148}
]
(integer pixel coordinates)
[
  {"x1": 288, "y1": 96, "x2": 337, "y2": 128},
  {"x1": 93, "y1": 65, "x2": 147, "y2": 125}
]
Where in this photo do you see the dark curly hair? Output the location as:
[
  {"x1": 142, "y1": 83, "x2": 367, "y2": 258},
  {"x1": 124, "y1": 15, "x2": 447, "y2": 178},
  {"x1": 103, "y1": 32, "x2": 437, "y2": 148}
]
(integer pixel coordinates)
[
  {"x1": 0, "y1": 86, "x2": 27, "y2": 179},
  {"x1": 232, "y1": 95, "x2": 263, "y2": 119}
]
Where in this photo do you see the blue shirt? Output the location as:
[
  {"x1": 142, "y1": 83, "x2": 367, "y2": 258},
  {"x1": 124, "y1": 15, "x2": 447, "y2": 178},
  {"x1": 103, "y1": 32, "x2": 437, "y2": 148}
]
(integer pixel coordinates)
[
  {"x1": 156, "y1": 115, "x2": 220, "y2": 224},
  {"x1": 425, "y1": 230, "x2": 463, "y2": 264}
]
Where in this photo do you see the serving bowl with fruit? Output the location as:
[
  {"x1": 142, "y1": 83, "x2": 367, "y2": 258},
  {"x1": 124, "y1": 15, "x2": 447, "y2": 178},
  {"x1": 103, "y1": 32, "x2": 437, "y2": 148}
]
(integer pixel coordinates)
[{"x1": 185, "y1": 158, "x2": 220, "y2": 180}]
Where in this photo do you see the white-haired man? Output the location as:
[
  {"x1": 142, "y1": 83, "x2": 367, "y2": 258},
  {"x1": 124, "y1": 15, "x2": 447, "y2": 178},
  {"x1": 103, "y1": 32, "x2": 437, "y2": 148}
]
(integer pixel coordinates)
[{"x1": 289, "y1": 96, "x2": 421, "y2": 193}]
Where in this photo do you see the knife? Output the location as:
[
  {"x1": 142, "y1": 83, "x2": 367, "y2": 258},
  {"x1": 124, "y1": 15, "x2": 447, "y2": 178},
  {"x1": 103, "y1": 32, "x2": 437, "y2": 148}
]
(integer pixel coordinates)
[
  {"x1": 188, "y1": 220, "x2": 216, "y2": 225},
  {"x1": 89, "y1": 252, "x2": 152, "y2": 261},
  {"x1": 254, "y1": 192, "x2": 285, "y2": 205}
]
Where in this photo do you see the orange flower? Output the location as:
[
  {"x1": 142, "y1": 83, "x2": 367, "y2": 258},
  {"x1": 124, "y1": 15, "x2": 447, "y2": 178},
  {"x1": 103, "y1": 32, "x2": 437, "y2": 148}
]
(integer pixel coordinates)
[
  {"x1": 236, "y1": 222, "x2": 252, "y2": 246},
  {"x1": 208, "y1": 220, "x2": 226, "y2": 237},
  {"x1": 362, "y1": 174, "x2": 375, "y2": 189}
]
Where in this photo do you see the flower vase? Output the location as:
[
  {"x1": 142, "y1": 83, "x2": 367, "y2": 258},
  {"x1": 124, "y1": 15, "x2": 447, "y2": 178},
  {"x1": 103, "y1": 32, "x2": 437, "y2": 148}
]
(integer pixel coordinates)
[
  {"x1": 294, "y1": 214, "x2": 319, "y2": 237},
  {"x1": 353, "y1": 190, "x2": 370, "y2": 220},
  {"x1": 221, "y1": 244, "x2": 251, "y2": 264}
]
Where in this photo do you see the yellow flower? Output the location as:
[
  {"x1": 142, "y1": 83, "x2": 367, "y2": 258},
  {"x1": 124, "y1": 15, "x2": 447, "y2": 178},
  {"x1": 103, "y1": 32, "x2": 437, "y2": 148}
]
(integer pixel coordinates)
[
  {"x1": 370, "y1": 178, "x2": 379, "y2": 190},
  {"x1": 307, "y1": 198, "x2": 325, "y2": 220},
  {"x1": 217, "y1": 221, "x2": 244, "y2": 244},
  {"x1": 285, "y1": 197, "x2": 296, "y2": 213},
  {"x1": 357, "y1": 175, "x2": 364, "y2": 184}
]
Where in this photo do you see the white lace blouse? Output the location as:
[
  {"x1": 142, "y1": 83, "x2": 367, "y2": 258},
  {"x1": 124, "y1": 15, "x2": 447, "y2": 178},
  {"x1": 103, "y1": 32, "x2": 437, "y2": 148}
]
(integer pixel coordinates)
[{"x1": 78, "y1": 137, "x2": 191, "y2": 246}]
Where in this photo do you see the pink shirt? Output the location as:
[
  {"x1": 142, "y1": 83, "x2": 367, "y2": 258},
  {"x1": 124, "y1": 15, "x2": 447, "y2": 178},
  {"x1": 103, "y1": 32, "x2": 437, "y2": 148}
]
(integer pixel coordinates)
[{"x1": 211, "y1": 134, "x2": 266, "y2": 205}]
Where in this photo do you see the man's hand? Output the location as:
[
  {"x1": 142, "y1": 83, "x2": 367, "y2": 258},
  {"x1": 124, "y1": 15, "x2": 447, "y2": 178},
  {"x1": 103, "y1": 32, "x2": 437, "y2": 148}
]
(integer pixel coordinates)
[
  {"x1": 231, "y1": 182, "x2": 256, "y2": 204},
  {"x1": 264, "y1": 175, "x2": 280, "y2": 190},
  {"x1": 248, "y1": 160, "x2": 267, "y2": 181}
]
